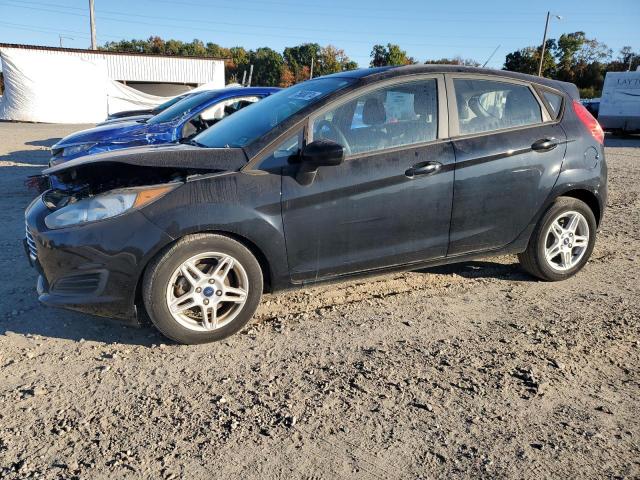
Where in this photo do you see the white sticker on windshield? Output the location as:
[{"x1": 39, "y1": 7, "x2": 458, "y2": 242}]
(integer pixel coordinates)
[{"x1": 288, "y1": 90, "x2": 322, "y2": 101}]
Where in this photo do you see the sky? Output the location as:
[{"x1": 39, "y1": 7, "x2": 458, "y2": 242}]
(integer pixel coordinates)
[{"x1": 0, "y1": 0, "x2": 638, "y2": 70}]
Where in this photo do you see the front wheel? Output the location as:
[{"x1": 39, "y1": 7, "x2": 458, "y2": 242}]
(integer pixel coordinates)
[
  {"x1": 518, "y1": 197, "x2": 597, "y2": 281},
  {"x1": 142, "y1": 233, "x2": 263, "y2": 344}
]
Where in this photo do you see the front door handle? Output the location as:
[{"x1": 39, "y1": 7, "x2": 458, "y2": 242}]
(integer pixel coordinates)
[
  {"x1": 531, "y1": 138, "x2": 558, "y2": 152},
  {"x1": 405, "y1": 161, "x2": 441, "y2": 178}
]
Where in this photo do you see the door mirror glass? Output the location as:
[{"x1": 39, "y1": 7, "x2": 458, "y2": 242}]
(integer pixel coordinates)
[{"x1": 301, "y1": 140, "x2": 344, "y2": 168}]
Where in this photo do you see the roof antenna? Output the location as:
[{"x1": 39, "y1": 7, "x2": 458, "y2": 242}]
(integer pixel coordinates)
[{"x1": 482, "y1": 45, "x2": 501, "y2": 68}]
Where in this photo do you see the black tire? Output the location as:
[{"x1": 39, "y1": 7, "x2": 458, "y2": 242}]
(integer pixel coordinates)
[
  {"x1": 518, "y1": 197, "x2": 597, "y2": 281},
  {"x1": 142, "y1": 233, "x2": 263, "y2": 344}
]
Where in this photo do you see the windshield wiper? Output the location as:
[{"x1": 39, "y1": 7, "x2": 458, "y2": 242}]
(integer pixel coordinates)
[{"x1": 187, "y1": 139, "x2": 206, "y2": 148}]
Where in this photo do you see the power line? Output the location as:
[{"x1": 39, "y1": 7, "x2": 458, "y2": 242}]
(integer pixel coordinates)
[
  {"x1": 0, "y1": 0, "x2": 535, "y2": 40},
  {"x1": 3, "y1": 0, "x2": 635, "y2": 26},
  {"x1": 154, "y1": 0, "x2": 640, "y2": 20},
  {"x1": 0, "y1": 2, "x2": 521, "y2": 49},
  {"x1": 4, "y1": 0, "x2": 637, "y2": 47},
  {"x1": 0, "y1": 20, "x2": 117, "y2": 41}
]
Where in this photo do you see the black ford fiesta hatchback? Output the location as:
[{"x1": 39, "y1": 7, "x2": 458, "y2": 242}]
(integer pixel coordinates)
[{"x1": 25, "y1": 65, "x2": 607, "y2": 344}]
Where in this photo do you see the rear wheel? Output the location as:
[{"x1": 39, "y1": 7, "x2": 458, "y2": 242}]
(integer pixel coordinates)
[
  {"x1": 518, "y1": 197, "x2": 597, "y2": 281},
  {"x1": 143, "y1": 234, "x2": 263, "y2": 344}
]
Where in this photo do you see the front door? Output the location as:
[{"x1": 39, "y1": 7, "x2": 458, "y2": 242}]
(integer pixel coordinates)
[
  {"x1": 447, "y1": 77, "x2": 567, "y2": 256},
  {"x1": 280, "y1": 77, "x2": 455, "y2": 283}
]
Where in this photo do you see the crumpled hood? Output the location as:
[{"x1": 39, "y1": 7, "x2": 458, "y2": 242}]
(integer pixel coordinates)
[
  {"x1": 44, "y1": 143, "x2": 249, "y2": 176},
  {"x1": 52, "y1": 120, "x2": 156, "y2": 149}
]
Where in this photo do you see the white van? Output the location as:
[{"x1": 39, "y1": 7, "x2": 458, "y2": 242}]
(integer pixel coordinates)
[{"x1": 598, "y1": 69, "x2": 640, "y2": 133}]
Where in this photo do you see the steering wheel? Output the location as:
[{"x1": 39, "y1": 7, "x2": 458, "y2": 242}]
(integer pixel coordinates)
[
  {"x1": 190, "y1": 116, "x2": 209, "y2": 134},
  {"x1": 314, "y1": 119, "x2": 352, "y2": 156}
]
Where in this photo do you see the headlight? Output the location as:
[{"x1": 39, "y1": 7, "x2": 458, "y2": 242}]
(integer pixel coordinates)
[
  {"x1": 44, "y1": 185, "x2": 176, "y2": 229},
  {"x1": 62, "y1": 143, "x2": 96, "y2": 157}
]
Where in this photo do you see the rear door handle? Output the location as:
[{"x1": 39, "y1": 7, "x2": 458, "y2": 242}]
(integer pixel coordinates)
[
  {"x1": 405, "y1": 161, "x2": 441, "y2": 178},
  {"x1": 531, "y1": 138, "x2": 558, "y2": 152}
]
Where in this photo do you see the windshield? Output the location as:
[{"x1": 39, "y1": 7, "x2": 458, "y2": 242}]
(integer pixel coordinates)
[
  {"x1": 194, "y1": 78, "x2": 355, "y2": 148},
  {"x1": 151, "y1": 93, "x2": 189, "y2": 114},
  {"x1": 147, "y1": 91, "x2": 217, "y2": 125}
]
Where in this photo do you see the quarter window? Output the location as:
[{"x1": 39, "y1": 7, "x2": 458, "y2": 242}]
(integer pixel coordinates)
[
  {"x1": 256, "y1": 131, "x2": 302, "y2": 171},
  {"x1": 312, "y1": 79, "x2": 438, "y2": 156},
  {"x1": 454, "y1": 79, "x2": 542, "y2": 135},
  {"x1": 542, "y1": 91, "x2": 563, "y2": 118}
]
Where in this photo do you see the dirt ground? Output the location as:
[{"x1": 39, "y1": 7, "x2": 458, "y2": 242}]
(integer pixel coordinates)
[{"x1": 0, "y1": 121, "x2": 638, "y2": 479}]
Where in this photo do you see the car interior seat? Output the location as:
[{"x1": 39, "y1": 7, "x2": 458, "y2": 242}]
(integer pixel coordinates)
[
  {"x1": 359, "y1": 97, "x2": 387, "y2": 152},
  {"x1": 504, "y1": 88, "x2": 536, "y2": 128}
]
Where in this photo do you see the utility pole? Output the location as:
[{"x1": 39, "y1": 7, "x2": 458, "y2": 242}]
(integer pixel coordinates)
[
  {"x1": 537, "y1": 12, "x2": 550, "y2": 77},
  {"x1": 89, "y1": 0, "x2": 97, "y2": 50},
  {"x1": 310, "y1": 57, "x2": 314, "y2": 79},
  {"x1": 247, "y1": 64, "x2": 253, "y2": 87},
  {"x1": 538, "y1": 11, "x2": 562, "y2": 77}
]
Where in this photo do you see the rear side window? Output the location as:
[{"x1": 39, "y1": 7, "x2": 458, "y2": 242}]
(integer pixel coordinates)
[
  {"x1": 542, "y1": 91, "x2": 563, "y2": 118},
  {"x1": 454, "y1": 79, "x2": 542, "y2": 135}
]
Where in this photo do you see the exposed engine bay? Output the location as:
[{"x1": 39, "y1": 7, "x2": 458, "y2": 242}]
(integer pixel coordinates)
[
  {"x1": 41, "y1": 162, "x2": 201, "y2": 210},
  {"x1": 38, "y1": 144, "x2": 249, "y2": 210}
]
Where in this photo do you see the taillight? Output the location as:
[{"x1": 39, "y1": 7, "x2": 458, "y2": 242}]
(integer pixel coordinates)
[{"x1": 573, "y1": 100, "x2": 604, "y2": 144}]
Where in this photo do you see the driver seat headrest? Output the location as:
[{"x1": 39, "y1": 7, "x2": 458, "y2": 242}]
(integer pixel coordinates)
[
  {"x1": 504, "y1": 89, "x2": 532, "y2": 120},
  {"x1": 414, "y1": 93, "x2": 434, "y2": 116},
  {"x1": 363, "y1": 97, "x2": 386, "y2": 126}
]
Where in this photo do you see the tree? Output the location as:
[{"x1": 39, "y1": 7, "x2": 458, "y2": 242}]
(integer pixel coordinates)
[
  {"x1": 608, "y1": 46, "x2": 640, "y2": 72},
  {"x1": 503, "y1": 40, "x2": 556, "y2": 76},
  {"x1": 279, "y1": 65, "x2": 295, "y2": 87},
  {"x1": 555, "y1": 32, "x2": 586, "y2": 79},
  {"x1": 227, "y1": 46, "x2": 249, "y2": 84},
  {"x1": 552, "y1": 32, "x2": 611, "y2": 94},
  {"x1": 284, "y1": 43, "x2": 320, "y2": 81},
  {"x1": 503, "y1": 48, "x2": 538, "y2": 74},
  {"x1": 425, "y1": 56, "x2": 480, "y2": 67},
  {"x1": 316, "y1": 45, "x2": 358, "y2": 76},
  {"x1": 370, "y1": 45, "x2": 387, "y2": 67},
  {"x1": 247, "y1": 47, "x2": 284, "y2": 87},
  {"x1": 500, "y1": 31, "x2": 626, "y2": 96},
  {"x1": 370, "y1": 43, "x2": 414, "y2": 67}
]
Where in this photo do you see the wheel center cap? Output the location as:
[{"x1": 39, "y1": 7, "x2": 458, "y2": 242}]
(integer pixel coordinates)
[{"x1": 203, "y1": 286, "x2": 215, "y2": 297}]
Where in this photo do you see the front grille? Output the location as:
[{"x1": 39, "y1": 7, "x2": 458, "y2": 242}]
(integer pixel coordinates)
[{"x1": 25, "y1": 223, "x2": 37, "y2": 261}]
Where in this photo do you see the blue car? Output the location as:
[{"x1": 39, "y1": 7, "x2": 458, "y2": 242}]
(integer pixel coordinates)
[{"x1": 50, "y1": 87, "x2": 280, "y2": 165}]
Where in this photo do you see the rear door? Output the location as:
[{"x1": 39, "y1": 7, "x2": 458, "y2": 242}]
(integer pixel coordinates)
[
  {"x1": 446, "y1": 76, "x2": 567, "y2": 256},
  {"x1": 278, "y1": 76, "x2": 455, "y2": 282}
]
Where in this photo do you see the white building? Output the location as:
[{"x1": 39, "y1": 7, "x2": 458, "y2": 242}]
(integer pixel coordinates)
[{"x1": 0, "y1": 43, "x2": 227, "y2": 123}]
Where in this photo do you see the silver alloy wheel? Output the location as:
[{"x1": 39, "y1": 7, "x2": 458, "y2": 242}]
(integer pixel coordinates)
[
  {"x1": 165, "y1": 251, "x2": 249, "y2": 332},
  {"x1": 543, "y1": 210, "x2": 590, "y2": 272}
]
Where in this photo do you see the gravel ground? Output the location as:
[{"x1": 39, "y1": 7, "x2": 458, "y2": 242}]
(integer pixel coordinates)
[{"x1": 0, "y1": 121, "x2": 638, "y2": 479}]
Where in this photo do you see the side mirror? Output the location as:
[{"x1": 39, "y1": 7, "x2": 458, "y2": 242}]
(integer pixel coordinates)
[
  {"x1": 301, "y1": 140, "x2": 344, "y2": 168},
  {"x1": 295, "y1": 140, "x2": 344, "y2": 186}
]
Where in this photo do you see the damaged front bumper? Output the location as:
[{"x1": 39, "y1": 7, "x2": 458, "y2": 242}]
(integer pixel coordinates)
[{"x1": 24, "y1": 196, "x2": 174, "y2": 324}]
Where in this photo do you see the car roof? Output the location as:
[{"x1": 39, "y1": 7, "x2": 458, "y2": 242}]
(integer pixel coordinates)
[{"x1": 323, "y1": 65, "x2": 579, "y2": 99}]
